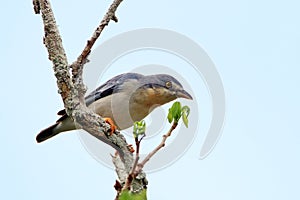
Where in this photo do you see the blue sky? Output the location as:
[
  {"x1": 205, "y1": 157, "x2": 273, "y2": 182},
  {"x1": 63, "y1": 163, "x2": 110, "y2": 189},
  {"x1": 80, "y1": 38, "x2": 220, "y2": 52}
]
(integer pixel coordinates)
[{"x1": 1, "y1": 0, "x2": 300, "y2": 199}]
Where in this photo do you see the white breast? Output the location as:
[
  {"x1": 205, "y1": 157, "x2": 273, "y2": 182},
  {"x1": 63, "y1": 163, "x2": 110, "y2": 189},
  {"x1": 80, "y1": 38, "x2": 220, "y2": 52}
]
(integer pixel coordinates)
[{"x1": 87, "y1": 92, "x2": 150, "y2": 130}]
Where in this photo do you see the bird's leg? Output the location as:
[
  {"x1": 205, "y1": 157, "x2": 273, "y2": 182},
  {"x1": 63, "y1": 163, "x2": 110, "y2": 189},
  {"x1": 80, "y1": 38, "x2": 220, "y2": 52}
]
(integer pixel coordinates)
[
  {"x1": 103, "y1": 117, "x2": 117, "y2": 135},
  {"x1": 103, "y1": 118, "x2": 135, "y2": 153},
  {"x1": 127, "y1": 144, "x2": 135, "y2": 153}
]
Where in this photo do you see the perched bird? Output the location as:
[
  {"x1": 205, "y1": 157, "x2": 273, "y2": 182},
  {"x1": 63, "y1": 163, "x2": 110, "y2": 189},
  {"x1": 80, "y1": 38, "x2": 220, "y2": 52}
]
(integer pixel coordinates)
[{"x1": 36, "y1": 72, "x2": 192, "y2": 143}]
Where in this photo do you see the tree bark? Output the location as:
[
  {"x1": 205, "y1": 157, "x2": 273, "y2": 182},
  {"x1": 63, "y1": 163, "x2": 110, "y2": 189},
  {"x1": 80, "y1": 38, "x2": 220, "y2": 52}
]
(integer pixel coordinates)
[{"x1": 34, "y1": 0, "x2": 147, "y2": 199}]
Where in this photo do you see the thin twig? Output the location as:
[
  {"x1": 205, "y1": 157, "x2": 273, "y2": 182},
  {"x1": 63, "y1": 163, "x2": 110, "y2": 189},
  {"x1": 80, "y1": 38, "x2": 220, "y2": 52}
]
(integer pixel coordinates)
[
  {"x1": 71, "y1": 0, "x2": 124, "y2": 103},
  {"x1": 123, "y1": 122, "x2": 178, "y2": 190},
  {"x1": 134, "y1": 122, "x2": 178, "y2": 175},
  {"x1": 33, "y1": 0, "x2": 40, "y2": 14},
  {"x1": 131, "y1": 134, "x2": 145, "y2": 174},
  {"x1": 132, "y1": 138, "x2": 140, "y2": 173},
  {"x1": 72, "y1": 0, "x2": 123, "y2": 75},
  {"x1": 123, "y1": 134, "x2": 144, "y2": 190}
]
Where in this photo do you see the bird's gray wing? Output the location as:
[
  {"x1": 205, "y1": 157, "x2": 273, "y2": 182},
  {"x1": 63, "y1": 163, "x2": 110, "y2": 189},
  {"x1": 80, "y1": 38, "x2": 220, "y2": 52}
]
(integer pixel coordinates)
[
  {"x1": 85, "y1": 72, "x2": 144, "y2": 106},
  {"x1": 56, "y1": 73, "x2": 144, "y2": 121}
]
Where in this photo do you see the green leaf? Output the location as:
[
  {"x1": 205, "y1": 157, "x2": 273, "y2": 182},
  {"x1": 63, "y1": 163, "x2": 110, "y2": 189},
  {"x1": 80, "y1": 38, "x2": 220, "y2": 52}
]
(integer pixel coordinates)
[
  {"x1": 168, "y1": 102, "x2": 181, "y2": 123},
  {"x1": 181, "y1": 106, "x2": 190, "y2": 128},
  {"x1": 119, "y1": 189, "x2": 147, "y2": 200},
  {"x1": 167, "y1": 108, "x2": 173, "y2": 123},
  {"x1": 182, "y1": 112, "x2": 189, "y2": 127},
  {"x1": 171, "y1": 101, "x2": 182, "y2": 122},
  {"x1": 133, "y1": 120, "x2": 146, "y2": 138},
  {"x1": 167, "y1": 102, "x2": 191, "y2": 127}
]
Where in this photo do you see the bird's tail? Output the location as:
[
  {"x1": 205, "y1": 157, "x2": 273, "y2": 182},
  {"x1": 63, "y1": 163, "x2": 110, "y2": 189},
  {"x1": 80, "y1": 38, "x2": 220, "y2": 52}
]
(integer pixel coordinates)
[
  {"x1": 36, "y1": 116, "x2": 76, "y2": 143},
  {"x1": 36, "y1": 123, "x2": 60, "y2": 143}
]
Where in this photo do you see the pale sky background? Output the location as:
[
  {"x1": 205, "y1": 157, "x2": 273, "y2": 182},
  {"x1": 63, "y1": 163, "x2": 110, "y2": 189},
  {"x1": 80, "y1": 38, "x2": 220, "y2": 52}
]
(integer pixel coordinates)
[{"x1": 1, "y1": 0, "x2": 300, "y2": 199}]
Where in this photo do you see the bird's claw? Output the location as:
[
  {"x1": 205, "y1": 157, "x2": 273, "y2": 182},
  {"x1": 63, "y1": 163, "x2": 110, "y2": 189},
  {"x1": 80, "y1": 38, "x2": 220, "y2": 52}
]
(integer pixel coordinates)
[
  {"x1": 127, "y1": 144, "x2": 135, "y2": 153},
  {"x1": 104, "y1": 118, "x2": 117, "y2": 135}
]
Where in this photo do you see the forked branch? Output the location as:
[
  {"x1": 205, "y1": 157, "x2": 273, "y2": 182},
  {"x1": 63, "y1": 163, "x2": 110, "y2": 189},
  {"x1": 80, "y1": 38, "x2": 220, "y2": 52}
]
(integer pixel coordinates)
[{"x1": 33, "y1": 0, "x2": 133, "y2": 177}]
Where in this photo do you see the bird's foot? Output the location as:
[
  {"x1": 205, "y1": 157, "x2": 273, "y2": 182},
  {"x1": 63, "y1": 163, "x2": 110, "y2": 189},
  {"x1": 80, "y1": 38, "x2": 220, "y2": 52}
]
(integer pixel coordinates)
[
  {"x1": 127, "y1": 144, "x2": 135, "y2": 153},
  {"x1": 103, "y1": 118, "x2": 134, "y2": 153},
  {"x1": 104, "y1": 117, "x2": 117, "y2": 135}
]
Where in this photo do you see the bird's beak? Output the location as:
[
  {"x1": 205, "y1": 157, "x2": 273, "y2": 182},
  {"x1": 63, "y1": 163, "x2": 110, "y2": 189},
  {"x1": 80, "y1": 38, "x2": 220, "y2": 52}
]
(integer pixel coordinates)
[{"x1": 176, "y1": 90, "x2": 193, "y2": 100}]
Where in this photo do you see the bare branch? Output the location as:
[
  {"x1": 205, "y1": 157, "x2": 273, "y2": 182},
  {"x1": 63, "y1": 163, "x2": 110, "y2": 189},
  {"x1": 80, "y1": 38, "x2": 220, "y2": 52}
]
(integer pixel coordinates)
[
  {"x1": 73, "y1": 0, "x2": 123, "y2": 71},
  {"x1": 70, "y1": 0, "x2": 124, "y2": 116},
  {"x1": 35, "y1": 0, "x2": 130, "y2": 165},
  {"x1": 36, "y1": 0, "x2": 73, "y2": 107},
  {"x1": 123, "y1": 135, "x2": 143, "y2": 190},
  {"x1": 33, "y1": 0, "x2": 40, "y2": 14},
  {"x1": 35, "y1": 0, "x2": 147, "y2": 195},
  {"x1": 131, "y1": 136, "x2": 143, "y2": 174},
  {"x1": 135, "y1": 122, "x2": 178, "y2": 175}
]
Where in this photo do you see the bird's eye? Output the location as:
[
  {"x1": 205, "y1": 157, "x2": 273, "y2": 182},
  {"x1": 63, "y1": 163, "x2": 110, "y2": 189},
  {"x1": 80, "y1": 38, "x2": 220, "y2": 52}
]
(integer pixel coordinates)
[{"x1": 165, "y1": 81, "x2": 172, "y2": 88}]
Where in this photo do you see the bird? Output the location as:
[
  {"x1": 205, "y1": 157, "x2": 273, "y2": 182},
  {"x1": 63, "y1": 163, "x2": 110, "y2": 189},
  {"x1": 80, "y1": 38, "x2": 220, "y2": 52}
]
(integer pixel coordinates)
[{"x1": 36, "y1": 72, "x2": 193, "y2": 143}]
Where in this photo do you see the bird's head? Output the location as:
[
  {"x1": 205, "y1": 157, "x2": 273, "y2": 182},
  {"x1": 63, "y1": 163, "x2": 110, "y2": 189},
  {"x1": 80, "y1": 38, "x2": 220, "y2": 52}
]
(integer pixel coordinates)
[{"x1": 131, "y1": 74, "x2": 193, "y2": 107}]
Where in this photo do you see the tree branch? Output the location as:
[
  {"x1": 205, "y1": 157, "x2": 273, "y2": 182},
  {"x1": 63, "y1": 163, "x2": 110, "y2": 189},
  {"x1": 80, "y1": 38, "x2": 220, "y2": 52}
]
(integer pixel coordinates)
[
  {"x1": 35, "y1": 0, "x2": 129, "y2": 155},
  {"x1": 134, "y1": 122, "x2": 178, "y2": 175},
  {"x1": 131, "y1": 134, "x2": 145, "y2": 175},
  {"x1": 74, "y1": 0, "x2": 123, "y2": 68},
  {"x1": 71, "y1": 0, "x2": 123, "y2": 85},
  {"x1": 70, "y1": 0, "x2": 124, "y2": 118},
  {"x1": 120, "y1": 122, "x2": 179, "y2": 194},
  {"x1": 35, "y1": 0, "x2": 133, "y2": 177},
  {"x1": 33, "y1": 0, "x2": 40, "y2": 14},
  {"x1": 36, "y1": 0, "x2": 72, "y2": 105},
  {"x1": 122, "y1": 134, "x2": 144, "y2": 190},
  {"x1": 34, "y1": 0, "x2": 148, "y2": 197}
]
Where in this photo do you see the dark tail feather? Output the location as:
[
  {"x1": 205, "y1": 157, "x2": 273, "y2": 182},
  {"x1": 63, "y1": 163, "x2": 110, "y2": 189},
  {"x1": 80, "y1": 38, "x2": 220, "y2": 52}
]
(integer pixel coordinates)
[{"x1": 36, "y1": 123, "x2": 59, "y2": 143}]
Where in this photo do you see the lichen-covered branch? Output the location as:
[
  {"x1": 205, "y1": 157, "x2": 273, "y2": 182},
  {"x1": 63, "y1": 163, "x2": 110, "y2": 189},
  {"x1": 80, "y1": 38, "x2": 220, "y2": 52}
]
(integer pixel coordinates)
[
  {"x1": 36, "y1": 0, "x2": 73, "y2": 107},
  {"x1": 33, "y1": 0, "x2": 40, "y2": 14},
  {"x1": 35, "y1": 0, "x2": 108, "y2": 146},
  {"x1": 34, "y1": 0, "x2": 149, "y2": 198},
  {"x1": 34, "y1": 0, "x2": 128, "y2": 157}
]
